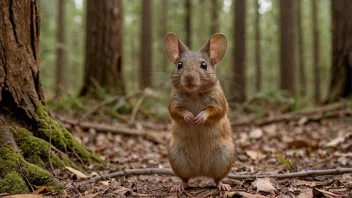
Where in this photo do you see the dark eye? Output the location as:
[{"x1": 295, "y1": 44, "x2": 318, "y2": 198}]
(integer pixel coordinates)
[
  {"x1": 200, "y1": 61, "x2": 207, "y2": 70},
  {"x1": 177, "y1": 61, "x2": 183, "y2": 70}
]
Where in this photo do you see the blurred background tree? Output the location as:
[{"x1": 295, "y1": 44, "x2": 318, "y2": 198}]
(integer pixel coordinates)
[{"x1": 40, "y1": 0, "x2": 347, "y2": 108}]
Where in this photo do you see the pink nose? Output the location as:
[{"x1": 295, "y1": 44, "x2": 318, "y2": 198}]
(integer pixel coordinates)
[{"x1": 184, "y1": 74, "x2": 194, "y2": 82}]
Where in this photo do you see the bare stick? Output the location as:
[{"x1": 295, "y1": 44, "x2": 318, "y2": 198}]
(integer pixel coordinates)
[
  {"x1": 232, "y1": 109, "x2": 352, "y2": 127},
  {"x1": 58, "y1": 118, "x2": 166, "y2": 144},
  {"x1": 48, "y1": 124, "x2": 55, "y2": 175},
  {"x1": 129, "y1": 91, "x2": 147, "y2": 124},
  {"x1": 75, "y1": 167, "x2": 352, "y2": 186},
  {"x1": 80, "y1": 88, "x2": 147, "y2": 121}
]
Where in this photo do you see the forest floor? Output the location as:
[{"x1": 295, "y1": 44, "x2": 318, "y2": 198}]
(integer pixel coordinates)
[{"x1": 21, "y1": 100, "x2": 352, "y2": 198}]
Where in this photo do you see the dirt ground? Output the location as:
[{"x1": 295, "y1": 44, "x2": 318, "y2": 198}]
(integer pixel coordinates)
[{"x1": 33, "y1": 110, "x2": 349, "y2": 198}]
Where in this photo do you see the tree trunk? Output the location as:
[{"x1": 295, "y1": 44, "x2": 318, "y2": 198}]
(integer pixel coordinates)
[
  {"x1": 210, "y1": 0, "x2": 219, "y2": 34},
  {"x1": 312, "y1": 0, "x2": 321, "y2": 103},
  {"x1": 255, "y1": 0, "x2": 261, "y2": 92},
  {"x1": 296, "y1": 0, "x2": 306, "y2": 96},
  {"x1": 280, "y1": 0, "x2": 296, "y2": 95},
  {"x1": 55, "y1": 0, "x2": 66, "y2": 98},
  {"x1": 140, "y1": 0, "x2": 152, "y2": 89},
  {"x1": 327, "y1": 0, "x2": 352, "y2": 102},
  {"x1": 0, "y1": 0, "x2": 99, "y2": 194},
  {"x1": 233, "y1": 0, "x2": 246, "y2": 102},
  {"x1": 80, "y1": 0, "x2": 125, "y2": 96},
  {"x1": 185, "y1": 0, "x2": 192, "y2": 48},
  {"x1": 160, "y1": 0, "x2": 168, "y2": 72}
]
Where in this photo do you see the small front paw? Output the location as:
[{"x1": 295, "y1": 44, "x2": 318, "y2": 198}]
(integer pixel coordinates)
[
  {"x1": 184, "y1": 110, "x2": 195, "y2": 124},
  {"x1": 194, "y1": 111, "x2": 208, "y2": 126}
]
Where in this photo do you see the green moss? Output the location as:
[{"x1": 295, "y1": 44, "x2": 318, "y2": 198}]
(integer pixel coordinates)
[
  {"x1": 0, "y1": 146, "x2": 57, "y2": 194},
  {"x1": 11, "y1": 127, "x2": 68, "y2": 169},
  {"x1": 35, "y1": 103, "x2": 101, "y2": 163},
  {"x1": 0, "y1": 172, "x2": 29, "y2": 194}
]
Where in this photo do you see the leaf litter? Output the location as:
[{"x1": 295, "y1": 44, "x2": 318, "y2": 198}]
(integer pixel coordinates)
[{"x1": 36, "y1": 108, "x2": 352, "y2": 197}]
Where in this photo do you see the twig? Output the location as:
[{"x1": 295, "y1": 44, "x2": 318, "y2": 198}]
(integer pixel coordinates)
[
  {"x1": 58, "y1": 118, "x2": 167, "y2": 144},
  {"x1": 232, "y1": 108, "x2": 352, "y2": 127},
  {"x1": 75, "y1": 167, "x2": 352, "y2": 186},
  {"x1": 48, "y1": 124, "x2": 55, "y2": 175},
  {"x1": 80, "y1": 88, "x2": 147, "y2": 121},
  {"x1": 129, "y1": 91, "x2": 147, "y2": 124}
]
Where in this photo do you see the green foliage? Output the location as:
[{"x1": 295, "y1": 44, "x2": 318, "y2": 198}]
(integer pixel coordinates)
[{"x1": 278, "y1": 156, "x2": 293, "y2": 171}]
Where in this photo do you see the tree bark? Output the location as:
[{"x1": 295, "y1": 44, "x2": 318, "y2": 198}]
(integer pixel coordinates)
[
  {"x1": 255, "y1": 0, "x2": 261, "y2": 92},
  {"x1": 296, "y1": 0, "x2": 306, "y2": 96},
  {"x1": 140, "y1": 0, "x2": 152, "y2": 89},
  {"x1": 185, "y1": 0, "x2": 192, "y2": 48},
  {"x1": 0, "y1": 0, "x2": 99, "y2": 194},
  {"x1": 312, "y1": 0, "x2": 321, "y2": 103},
  {"x1": 280, "y1": 0, "x2": 296, "y2": 95},
  {"x1": 55, "y1": 0, "x2": 66, "y2": 98},
  {"x1": 160, "y1": 0, "x2": 168, "y2": 72},
  {"x1": 327, "y1": 0, "x2": 352, "y2": 102},
  {"x1": 210, "y1": 0, "x2": 219, "y2": 34},
  {"x1": 233, "y1": 0, "x2": 246, "y2": 102},
  {"x1": 80, "y1": 0, "x2": 125, "y2": 96}
]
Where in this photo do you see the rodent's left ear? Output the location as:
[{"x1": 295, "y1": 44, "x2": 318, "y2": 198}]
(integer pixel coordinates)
[{"x1": 201, "y1": 34, "x2": 227, "y2": 65}]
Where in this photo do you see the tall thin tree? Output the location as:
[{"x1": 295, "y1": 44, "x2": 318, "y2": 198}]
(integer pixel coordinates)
[
  {"x1": 327, "y1": 0, "x2": 352, "y2": 102},
  {"x1": 210, "y1": 0, "x2": 219, "y2": 34},
  {"x1": 279, "y1": 0, "x2": 296, "y2": 94},
  {"x1": 312, "y1": 0, "x2": 321, "y2": 103},
  {"x1": 55, "y1": 0, "x2": 66, "y2": 98},
  {"x1": 255, "y1": 0, "x2": 261, "y2": 92},
  {"x1": 140, "y1": 0, "x2": 152, "y2": 89},
  {"x1": 80, "y1": 0, "x2": 125, "y2": 96},
  {"x1": 185, "y1": 0, "x2": 192, "y2": 48},
  {"x1": 233, "y1": 0, "x2": 246, "y2": 102},
  {"x1": 296, "y1": 0, "x2": 306, "y2": 96},
  {"x1": 160, "y1": 0, "x2": 168, "y2": 72}
]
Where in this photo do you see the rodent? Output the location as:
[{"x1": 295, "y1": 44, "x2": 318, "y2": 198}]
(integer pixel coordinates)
[{"x1": 164, "y1": 32, "x2": 235, "y2": 192}]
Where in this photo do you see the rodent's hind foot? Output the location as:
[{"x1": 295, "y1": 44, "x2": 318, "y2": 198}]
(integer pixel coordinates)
[
  {"x1": 170, "y1": 181, "x2": 188, "y2": 193},
  {"x1": 217, "y1": 182, "x2": 231, "y2": 191}
]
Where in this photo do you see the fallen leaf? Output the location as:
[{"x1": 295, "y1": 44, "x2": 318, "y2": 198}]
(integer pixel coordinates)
[
  {"x1": 31, "y1": 186, "x2": 52, "y2": 194},
  {"x1": 298, "y1": 117, "x2": 309, "y2": 126},
  {"x1": 81, "y1": 193, "x2": 99, "y2": 198},
  {"x1": 252, "y1": 178, "x2": 277, "y2": 193},
  {"x1": 65, "y1": 166, "x2": 88, "y2": 179},
  {"x1": 286, "y1": 139, "x2": 312, "y2": 149},
  {"x1": 249, "y1": 128, "x2": 263, "y2": 139},
  {"x1": 297, "y1": 188, "x2": 314, "y2": 198},
  {"x1": 99, "y1": 180, "x2": 110, "y2": 186},
  {"x1": 4, "y1": 195, "x2": 43, "y2": 198},
  {"x1": 294, "y1": 180, "x2": 318, "y2": 187},
  {"x1": 245, "y1": 150, "x2": 267, "y2": 161},
  {"x1": 223, "y1": 191, "x2": 267, "y2": 198}
]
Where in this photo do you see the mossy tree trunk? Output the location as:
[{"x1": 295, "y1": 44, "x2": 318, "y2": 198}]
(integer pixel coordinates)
[
  {"x1": 80, "y1": 0, "x2": 125, "y2": 96},
  {"x1": 326, "y1": 0, "x2": 352, "y2": 103},
  {"x1": 0, "y1": 0, "x2": 99, "y2": 194}
]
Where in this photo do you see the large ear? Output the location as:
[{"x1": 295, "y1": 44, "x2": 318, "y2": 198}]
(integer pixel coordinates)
[
  {"x1": 164, "y1": 32, "x2": 189, "y2": 64},
  {"x1": 201, "y1": 33, "x2": 227, "y2": 65}
]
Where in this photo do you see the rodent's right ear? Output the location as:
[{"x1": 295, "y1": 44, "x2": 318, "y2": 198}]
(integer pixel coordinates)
[{"x1": 164, "y1": 32, "x2": 189, "y2": 64}]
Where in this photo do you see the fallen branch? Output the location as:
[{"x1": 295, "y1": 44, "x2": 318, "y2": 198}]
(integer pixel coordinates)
[
  {"x1": 58, "y1": 117, "x2": 167, "y2": 144},
  {"x1": 80, "y1": 88, "x2": 147, "y2": 121},
  {"x1": 75, "y1": 167, "x2": 352, "y2": 186},
  {"x1": 129, "y1": 91, "x2": 147, "y2": 124},
  {"x1": 232, "y1": 108, "x2": 352, "y2": 127}
]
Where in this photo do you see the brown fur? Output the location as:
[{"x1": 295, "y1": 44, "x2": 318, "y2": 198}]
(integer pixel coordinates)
[{"x1": 165, "y1": 33, "x2": 235, "y2": 190}]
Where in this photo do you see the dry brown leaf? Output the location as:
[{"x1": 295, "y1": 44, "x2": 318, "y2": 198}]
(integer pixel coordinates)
[
  {"x1": 65, "y1": 166, "x2": 88, "y2": 179},
  {"x1": 4, "y1": 195, "x2": 43, "y2": 198},
  {"x1": 99, "y1": 180, "x2": 110, "y2": 186},
  {"x1": 249, "y1": 128, "x2": 263, "y2": 139},
  {"x1": 245, "y1": 150, "x2": 267, "y2": 161},
  {"x1": 294, "y1": 180, "x2": 318, "y2": 187},
  {"x1": 286, "y1": 139, "x2": 312, "y2": 149},
  {"x1": 297, "y1": 188, "x2": 314, "y2": 198},
  {"x1": 81, "y1": 193, "x2": 99, "y2": 198},
  {"x1": 223, "y1": 191, "x2": 268, "y2": 198},
  {"x1": 252, "y1": 178, "x2": 276, "y2": 193},
  {"x1": 298, "y1": 117, "x2": 309, "y2": 126}
]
